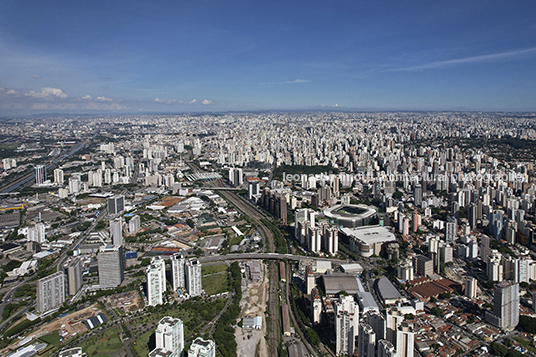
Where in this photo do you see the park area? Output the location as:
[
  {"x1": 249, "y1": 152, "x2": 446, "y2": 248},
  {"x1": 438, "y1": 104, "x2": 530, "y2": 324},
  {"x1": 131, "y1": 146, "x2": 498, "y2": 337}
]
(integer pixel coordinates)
[
  {"x1": 202, "y1": 264, "x2": 229, "y2": 296},
  {"x1": 130, "y1": 296, "x2": 227, "y2": 357},
  {"x1": 81, "y1": 327, "x2": 124, "y2": 357}
]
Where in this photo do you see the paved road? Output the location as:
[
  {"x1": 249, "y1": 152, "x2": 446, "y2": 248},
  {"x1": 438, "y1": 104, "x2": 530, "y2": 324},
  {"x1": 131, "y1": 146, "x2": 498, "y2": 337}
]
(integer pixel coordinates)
[{"x1": 198, "y1": 252, "x2": 347, "y2": 264}]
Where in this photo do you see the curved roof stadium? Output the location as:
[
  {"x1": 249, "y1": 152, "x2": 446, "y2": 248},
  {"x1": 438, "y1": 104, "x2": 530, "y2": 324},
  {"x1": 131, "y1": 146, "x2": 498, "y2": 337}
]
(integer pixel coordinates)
[{"x1": 323, "y1": 204, "x2": 377, "y2": 227}]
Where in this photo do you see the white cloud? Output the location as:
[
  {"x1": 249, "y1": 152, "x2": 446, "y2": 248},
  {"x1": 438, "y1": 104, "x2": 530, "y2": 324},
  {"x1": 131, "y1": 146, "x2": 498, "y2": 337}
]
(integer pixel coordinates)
[
  {"x1": 154, "y1": 98, "x2": 177, "y2": 105},
  {"x1": 189, "y1": 99, "x2": 197, "y2": 104},
  {"x1": 30, "y1": 101, "x2": 127, "y2": 111},
  {"x1": 32, "y1": 75, "x2": 41, "y2": 79},
  {"x1": 390, "y1": 47, "x2": 536, "y2": 72},
  {"x1": 5, "y1": 90, "x2": 19, "y2": 96},
  {"x1": 286, "y1": 79, "x2": 309, "y2": 83},
  {"x1": 96, "y1": 96, "x2": 112, "y2": 102},
  {"x1": 81, "y1": 95, "x2": 92, "y2": 100},
  {"x1": 202, "y1": 99, "x2": 213, "y2": 105},
  {"x1": 25, "y1": 87, "x2": 67, "y2": 100}
]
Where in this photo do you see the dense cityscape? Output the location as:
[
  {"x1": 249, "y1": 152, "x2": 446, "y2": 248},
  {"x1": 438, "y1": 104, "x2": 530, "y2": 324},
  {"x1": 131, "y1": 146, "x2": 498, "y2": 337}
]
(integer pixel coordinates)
[{"x1": 0, "y1": 112, "x2": 534, "y2": 357}]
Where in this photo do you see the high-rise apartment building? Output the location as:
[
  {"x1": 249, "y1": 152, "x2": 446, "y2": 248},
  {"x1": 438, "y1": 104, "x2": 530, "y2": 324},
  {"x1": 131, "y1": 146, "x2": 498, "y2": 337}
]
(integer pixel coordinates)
[
  {"x1": 53, "y1": 168, "x2": 64, "y2": 185},
  {"x1": 445, "y1": 216, "x2": 457, "y2": 243},
  {"x1": 334, "y1": 295, "x2": 359, "y2": 357},
  {"x1": 485, "y1": 281, "x2": 519, "y2": 331},
  {"x1": 28, "y1": 222, "x2": 46, "y2": 243},
  {"x1": 150, "y1": 316, "x2": 185, "y2": 357},
  {"x1": 171, "y1": 254, "x2": 185, "y2": 291},
  {"x1": 110, "y1": 218, "x2": 123, "y2": 246},
  {"x1": 98, "y1": 245, "x2": 124, "y2": 287},
  {"x1": 185, "y1": 258, "x2": 202, "y2": 297},
  {"x1": 147, "y1": 257, "x2": 166, "y2": 306},
  {"x1": 396, "y1": 323, "x2": 415, "y2": 357},
  {"x1": 63, "y1": 257, "x2": 83, "y2": 296},
  {"x1": 37, "y1": 271, "x2": 65, "y2": 314},
  {"x1": 413, "y1": 184, "x2": 422, "y2": 207},
  {"x1": 385, "y1": 307, "x2": 404, "y2": 345},
  {"x1": 358, "y1": 323, "x2": 376, "y2": 357},
  {"x1": 465, "y1": 276, "x2": 478, "y2": 299}
]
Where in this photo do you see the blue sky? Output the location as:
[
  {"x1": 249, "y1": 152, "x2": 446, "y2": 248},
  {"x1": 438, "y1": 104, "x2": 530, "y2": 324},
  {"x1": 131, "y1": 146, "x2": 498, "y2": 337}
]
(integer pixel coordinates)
[{"x1": 0, "y1": 0, "x2": 535, "y2": 114}]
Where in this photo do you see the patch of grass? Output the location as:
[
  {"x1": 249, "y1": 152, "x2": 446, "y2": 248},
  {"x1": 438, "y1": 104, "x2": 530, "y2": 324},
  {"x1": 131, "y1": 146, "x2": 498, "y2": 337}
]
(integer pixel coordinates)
[
  {"x1": 39, "y1": 332, "x2": 60, "y2": 347},
  {"x1": 131, "y1": 329, "x2": 154, "y2": 357},
  {"x1": 203, "y1": 272, "x2": 229, "y2": 296},
  {"x1": 81, "y1": 327, "x2": 124, "y2": 357},
  {"x1": 202, "y1": 264, "x2": 227, "y2": 276}
]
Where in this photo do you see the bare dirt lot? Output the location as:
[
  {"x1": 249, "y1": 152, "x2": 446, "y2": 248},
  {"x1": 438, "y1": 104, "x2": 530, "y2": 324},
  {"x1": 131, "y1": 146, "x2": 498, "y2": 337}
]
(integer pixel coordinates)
[
  {"x1": 235, "y1": 261, "x2": 269, "y2": 357},
  {"x1": 106, "y1": 290, "x2": 143, "y2": 314}
]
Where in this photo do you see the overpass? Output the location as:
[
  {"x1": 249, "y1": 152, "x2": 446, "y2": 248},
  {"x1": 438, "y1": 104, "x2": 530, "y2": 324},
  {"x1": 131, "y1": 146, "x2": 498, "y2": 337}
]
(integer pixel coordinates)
[
  {"x1": 199, "y1": 186, "x2": 242, "y2": 191},
  {"x1": 198, "y1": 252, "x2": 348, "y2": 264}
]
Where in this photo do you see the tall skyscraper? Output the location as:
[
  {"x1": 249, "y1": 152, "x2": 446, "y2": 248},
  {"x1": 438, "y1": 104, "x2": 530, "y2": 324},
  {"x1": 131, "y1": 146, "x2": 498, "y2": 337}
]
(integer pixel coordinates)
[
  {"x1": 63, "y1": 257, "x2": 83, "y2": 296},
  {"x1": 366, "y1": 311, "x2": 386, "y2": 340},
  {"x1": 188, "y1": 338, "x2": 216, "y2": 357},
  {"x1": 445, "y1": 216, "x2": 457, "y2": 243},
  {"x1": 185, "y1": 258, "x2": 202, "y2": 297},
  {"x1": 395, "y1": 323, "x2": 415, "y2": 357},
  {"x1": 110, "y1": 218, "x2": 123, "y2": 246},
  {"x1": 358, "y1": 323, "x2": 376, "y2": 357},
  {"x1": 35, "y1": 164, "x2": 46, "y2": 185},
  {"x1": 171, "y1": 254, "x2": 185, "y2": 291},
  {"x1": 147, "y1": 257, "x2": 166, "y2": 306},
  {"x1": 107, "y1": 195, "x2": 125, "y2": 215},
  {"x1": 385, "y1": 307, "x2": 404, "y2": 345},
  {"x1": 480, "y1": 235, "x2": 490, "y2": 261},
  {"x1": 37, "y1": 271, "x2": 65, "y2": 314},
  {"x1": 334, "y1": 295, "x2": 359, "y2": 357},
  {"x1": 413, "y1": 184, "x2": 422, "y2": 207},
  {"x1": 98, "y1": 245, "x2": 124, "y2": 287},
  {"x1": 485, "y1": 281, "x2": 519, "y2": 331},
  {"x1": 151, "y1": 316, "x2": 185, "y2": 357},
  {"x1": 128, "y1": 215, "x2": 141, "y2": 235}
]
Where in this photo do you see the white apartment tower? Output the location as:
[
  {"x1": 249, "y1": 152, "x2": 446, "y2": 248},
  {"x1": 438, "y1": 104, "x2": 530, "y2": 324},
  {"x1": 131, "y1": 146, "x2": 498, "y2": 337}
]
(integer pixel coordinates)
[
  {"x1": 53, "y1": 168, "x2": 64, "y2": 185},
  {"x1": 110, "y1": 218, "x2": 123, "y2": 246},
  {"x1": 171, "y1": 254, "x2": 185, "y2": 291},
  {"x1": 334, "y1": 295, "x2": 359, "y2": 357},
  {"x1": 395, "y1": 323, "x2": 415, "y2": 357},
  {"x1": 153, "y1": 316, "x2": 185, "y2": 357},
  {"x1": 147, "y1": 257, "x2": 166, "y2": 306},
  {"x1": 37, "y1": 271, "x2": 65, "y2": 314},
  {"x1": 465, "y1": 276, "x2": 478, "y2": 299},
  {"x1": 35, "y1": 164, "x2": 46, "y2": 185},
  {"x1": 185, "y1": 258, "x2": 202, "y2": 297}
]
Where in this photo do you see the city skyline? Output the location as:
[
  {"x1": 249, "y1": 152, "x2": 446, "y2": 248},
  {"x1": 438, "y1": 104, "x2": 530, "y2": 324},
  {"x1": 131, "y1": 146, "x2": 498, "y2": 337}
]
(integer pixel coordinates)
[{"x1": 0, "y1": 0, "x2": 535, "y2": 115}]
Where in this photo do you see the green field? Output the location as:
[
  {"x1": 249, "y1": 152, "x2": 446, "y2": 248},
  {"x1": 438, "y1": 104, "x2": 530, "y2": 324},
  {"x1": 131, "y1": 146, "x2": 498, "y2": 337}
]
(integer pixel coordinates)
[
  {"x1": 202, "y1": 264, "x2": 229, "y2": 296},
  {"x1": 202, "y1": 264, "x2": 227, "y2": 276},
  {"x1": 131, "y1": 329, "x2": 154, "y2": 357},
  {"x1": 39, "y1": 332, "x2": 60, "y2": 347},
  {"x1": 81, "y1": 327, "x2": 124, "y2": 357}
]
